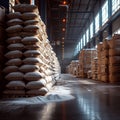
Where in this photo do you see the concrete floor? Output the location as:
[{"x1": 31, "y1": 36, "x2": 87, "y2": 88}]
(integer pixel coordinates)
[{"x1": 0, "y1": 74, "x2": 120, "y2": 120}]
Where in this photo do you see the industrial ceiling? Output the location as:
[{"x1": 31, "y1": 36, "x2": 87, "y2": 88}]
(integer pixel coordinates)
[{"x1": 47, "y1": 0, "x2": 104, "y2": 72}]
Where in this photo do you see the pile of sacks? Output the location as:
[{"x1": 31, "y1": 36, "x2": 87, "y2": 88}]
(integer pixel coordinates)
[
  {"x1": 3, "y1": 4, "x2": 60, "y2": 97},
  {"x1": 109, "y1": 34, "x2": 120, "y2": 83}
]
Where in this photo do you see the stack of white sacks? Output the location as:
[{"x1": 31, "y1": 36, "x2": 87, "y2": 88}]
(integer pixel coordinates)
[{"x1": 3, "y1": 4, "x2": 60, "y2": 97}]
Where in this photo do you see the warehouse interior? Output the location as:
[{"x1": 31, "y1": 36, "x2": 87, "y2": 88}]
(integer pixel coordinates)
[{"x1": 0, "y1": 0, "x2": 120, "y2": 120}]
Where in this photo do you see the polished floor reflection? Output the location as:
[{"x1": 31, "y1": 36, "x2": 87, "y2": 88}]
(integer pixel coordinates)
[{"x1": 0, "y1": 74, "x2": 120, "y2": 120}]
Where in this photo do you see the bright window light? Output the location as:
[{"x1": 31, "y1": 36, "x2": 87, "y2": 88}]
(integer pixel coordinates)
[
  {"x1": 90, "y1": 22, "x2": 93, "y2": 38},
  {"x1": 102, "y1": 0, "x2": 108, "y2": 25},
  {"x1": 95, "y1": 13, "x2": 100, "y2": 33},
  {"x1": 86, "y1": 29, "x2": 89, "y2": 43},
  {"x1": 112, "y1": 0, "x2": 120, "y2": 15}
]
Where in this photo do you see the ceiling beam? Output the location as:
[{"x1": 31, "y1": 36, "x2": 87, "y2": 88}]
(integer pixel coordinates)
[
  {"x1": 68, "y1": 10, "x2": 93, "y2": 13},
  {"x1": 68, "y1": 25, "x2": 84, "y2": 27}
]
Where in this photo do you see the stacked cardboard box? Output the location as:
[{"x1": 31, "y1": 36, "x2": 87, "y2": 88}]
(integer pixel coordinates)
[
  {"x1": 109, "y1": 34, "x2": 120, "y2": 83},
  {"x1": 91, "y1": 57, "x2": 98, "y2": 80},
  {"x1": 100, "y1": 40, "x2": 109, "y2": 82},
  {"x1": 79, "y1": 49, "x2": 97, "y2": 78}
]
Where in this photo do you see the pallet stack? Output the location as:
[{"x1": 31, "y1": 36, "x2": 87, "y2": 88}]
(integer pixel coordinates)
[
  {"x1": 109, "y1": 34, "x2": 120, "y2": 83},
  {"x1": 79, "y1": 49, "x2": 97, "y2": 78},
  {"x1": 100, "y1": 40, "x2": 109, "y2": 82},
  {"x1": 3, "y1": 4, "x2": 60, "y2": 97},
  {"x1": 91, "y1": 57, "x2": 98, "y2": 80}
]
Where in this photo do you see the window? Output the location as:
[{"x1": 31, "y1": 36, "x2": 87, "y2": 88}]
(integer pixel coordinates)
[
  {"x1": 95, "y1": 13, "x2": 100, "y2": 33},
  {"x1": 112, "y1": 0, "x2": 120, "y2": 14},
  {"x1": 80, "y1": 38, "x2": 83, "y2": 49},
  {"x1": 83, "y1": 34, "x2": 86, "y2": 46},
  {"x1": 102, "y1": 1, "x2": 108, "y2": 25},
  {"x1": 77, "y1": 44, "x2": 79, "y2": 53},
  {"x1": 90, "y1": 22, "x2": 93, "y2": 38},
  {"x1": 86, "y1": 29, "x2": 89, "y2": 43},
  {"x1": 79, "y1": 42, "x2": 81, "y2": 51}
]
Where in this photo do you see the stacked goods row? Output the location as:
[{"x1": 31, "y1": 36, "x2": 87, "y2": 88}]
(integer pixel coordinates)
[
  {"x1": 79, "y1": 49, "x2": 97, "y2": 78},
  {"x1": 0, "y1": 6, "x2": 5, "y2": 97},
  {"x1": 97, "y1": 42, "x2": 103, "y2": 80},
  {"x1": 3, "y1": 4, "x2": 60, "y2": 97},
  {"x1": 101, "y1": 40, "x2": 109, "y2": 82},
  {"x1": 87, "y1": 70, "x2": 92, "y2": 79},
  {"x1": 91, "y1": 57, "x2": 98, "y2": 80},
  {"x1": 66, "y1": 60, "x2": 80, "y2": 77},
  {"x1": 108, "y1": 34, "x2": 120, "y2": 83},
  {"x1": 52, "y1": 56, "x2": 61, "y2": 80}
]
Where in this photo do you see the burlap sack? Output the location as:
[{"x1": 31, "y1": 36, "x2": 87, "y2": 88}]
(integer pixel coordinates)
[
  {"x1": 109, "y1": 48, "x2": 120, "y2": 56},
  {"x1": 26, "y1": 87, "x2": 48, "y2": 95},
  {"x1": 5, "y1": 72, "x2": 24, "y2": 81},
  {"x1": 7, "y1": 32, "x2": 22, "y2": 38},
  {"x1": 19, "y1": 65, "x2": 39, "y2": 73},
  {"x1": 23, "y1": 25, "x2": 39, "y2": 32},
  {"x1": 6, "y1": 36, "x2": 22, "y2": 44},
  {"x1": 109, "y1": 75, "x2": 120, "y2": 83},
  {"x1": 22, "y1": 12, "x2": 38, "y2": 20},
  {"x1": 24, "y1": 71, "x2": 42, "y2": 81},
  {"x1": 6, "y1": 25, "x2": 23, "y2": 33},
  {"x1": 25, "y1": 44, "x2": 40, "y2": 50},
  {"x1": 23, "y1": 57, "x2": 43, "y2": 65},
  {"x1": 12, "y1": 4, "x2": 38, "y2": 13},
  {"x1": 22, "y1": 36, "x2": 40, "y2": 45},
  {"x1": 109, "y1": 40, "x2": 120, "y2": 48},
  {"x1": 6, "y1": 81, "x2": 25, "y2": 90},
  {"x1": 109, "y1": 56, "x2": 120, "y2": 64},
  {"x1": 101, "y1": 75, "x2": 109, "y2": 82},
  {"x1": 23, "y1": 50, "x2": 40, "y2": 57},
  {"x1": 7, "y1": 43, "x2": 24, "y2": 50},
  {"x1": 5, "y1": 58, "x2": 22, "y2": 66},
  {"x1": 26, "y1": 79, "x2": 47, "y2": 89},
  {"x1": 5, "y1": 50, "x2": 22, "y2": 59},
  {"x1": 109, "y1": 66, "x2": 120, "y2": 73},
  {"x1": 97, "y1": 42, "x2": 103, "y2": 51},
  {"x1": 3, "y1": 66, "x2": 19, "y2": 73},
  {"x1": 7, "y1": 18, "x2": 23, "y2": 26},
  {"x1": 45, "y1": 76, "x2": 53, "y2": 83},
  {"x1": 46, "y1": 82, "x2": 53, "y2": 90},
  {"x1": 24, "y1": 20, "x2": 39, "y2": 26},
  {"x1": 7, "y1": 12, "x2": 22, "y2": 19},
  {"x1": 20, "y1": 31, "x2": 39, "y2": 37},
  {"x1": 102, "y1": 40, "x2": 109, "y2": 49}
]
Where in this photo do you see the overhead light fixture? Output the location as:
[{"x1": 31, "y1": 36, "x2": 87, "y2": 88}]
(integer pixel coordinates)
[
  {"x1": 62, "y1": 28, "x2": 65, "y2": 31},
  {"x1": 62, "y1": 37, "x2": 65, "y2": 40},
  {"x1": 63, "y1": 1, "x2": 67, "y2": 5},
  {"x1": 62, "y1": 18, "x2": 66, "y2": 22},
  {"x1": 56, "y1": 40, "x2": 61, "y2": 45}
]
